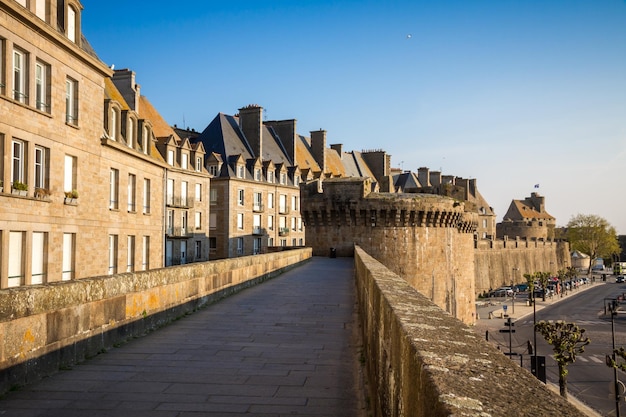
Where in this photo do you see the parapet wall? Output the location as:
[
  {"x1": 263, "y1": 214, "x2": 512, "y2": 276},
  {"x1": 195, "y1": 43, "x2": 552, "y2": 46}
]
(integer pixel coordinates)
[
  {"x1": 0, "y1": 248, "x2": 312, "y2": 394},
  {"x1": 474, "y1": 238, "x2": 570, "y2": 293},
  {"x1": 354, "y1": 245, "x2": 585, "y2": 417}
]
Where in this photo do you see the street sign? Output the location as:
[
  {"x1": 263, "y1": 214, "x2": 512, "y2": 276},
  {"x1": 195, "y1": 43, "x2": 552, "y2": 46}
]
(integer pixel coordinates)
[{"x1": 503, "y1": 305, "x2": 508, "y2": 311}]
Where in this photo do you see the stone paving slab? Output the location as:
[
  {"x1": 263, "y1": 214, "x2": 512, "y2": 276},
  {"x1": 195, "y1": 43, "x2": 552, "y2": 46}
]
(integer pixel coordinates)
[{"x1": 0, "y1": 257, "x2": 366, "y2": 417}]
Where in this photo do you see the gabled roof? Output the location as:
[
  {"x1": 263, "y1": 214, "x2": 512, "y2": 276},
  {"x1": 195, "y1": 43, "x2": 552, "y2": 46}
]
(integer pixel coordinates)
[
  {"x1": 393, "y1": 172, "x2": 422, "y2": 192},
  {"x1": 196, "y1": 113, "x2": 253, "y2": 162},
  {"x1": 503, "y1": 200, "x2": 555, "y2": 221},
  {"x1": 104, "y1": 78, "x2": 130, "y2": 110},
  {"x1": 295, "y1": 135, "x2": 321, "y2": 173}
]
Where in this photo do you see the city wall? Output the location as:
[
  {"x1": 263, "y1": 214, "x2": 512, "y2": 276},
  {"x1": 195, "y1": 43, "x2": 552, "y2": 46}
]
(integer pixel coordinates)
[
  {"x1": 354, "y1": 245, "x2": 585, "y2": 417},
  {"x1": 474, "y1": 238, "x2": 570, "y2": 294},
  {"x1": 0, "y1": 248, "x2": 311, "y2": 395},
  {"x1": 302, "y1": 178, "x2": 477, "y2": 324}
]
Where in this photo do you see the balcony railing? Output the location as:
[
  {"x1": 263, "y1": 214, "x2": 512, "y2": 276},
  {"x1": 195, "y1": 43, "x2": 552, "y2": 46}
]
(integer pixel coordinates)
[
  {"x1": 166, "y1": 227, "x2": 195, "y2": 237},
  {"x1": 166, "y1": 195, "x2": 195, "y2": 208},
  {"x1": 253, "y1": 227, "x2": 267, "y2": 236},
  {"x1": 253, "y1": 202, "x2": 264, "y2": 212}
]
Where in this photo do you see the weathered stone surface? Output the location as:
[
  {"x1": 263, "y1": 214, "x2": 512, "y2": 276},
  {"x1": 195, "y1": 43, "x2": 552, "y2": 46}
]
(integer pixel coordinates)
[
  {"x1": 0, "y1": 248, "x2": 311, "y2": 394},
  {"x1": 355, "y1": 246, "x2": 585, "y2": 417}
]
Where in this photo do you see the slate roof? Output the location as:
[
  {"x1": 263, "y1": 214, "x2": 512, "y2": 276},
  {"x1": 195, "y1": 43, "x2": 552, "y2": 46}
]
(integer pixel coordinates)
[{"x1": 393, "y1": 172, "x2": 422, "y2": 192}]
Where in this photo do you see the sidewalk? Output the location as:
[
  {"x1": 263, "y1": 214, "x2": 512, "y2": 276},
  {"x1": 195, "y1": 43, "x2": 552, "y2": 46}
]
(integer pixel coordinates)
[{"x1": 0, "y1": 257, "x2": 367, "y2": 417}]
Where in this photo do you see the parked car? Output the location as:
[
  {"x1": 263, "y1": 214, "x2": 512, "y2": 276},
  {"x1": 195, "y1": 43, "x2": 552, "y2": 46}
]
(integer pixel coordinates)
[
  {"x1": 514, "y1": 283, "x2": 528, "y2": 292},
  {"x1": 489, "y1": 287, "x2": 514, "y2": 297},
  {"x1": 617, "y1": 276, "x2": 625, "y2": 283}
]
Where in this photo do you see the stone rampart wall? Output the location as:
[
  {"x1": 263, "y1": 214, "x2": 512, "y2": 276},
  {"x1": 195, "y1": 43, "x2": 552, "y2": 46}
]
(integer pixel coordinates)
[
  {"x1": 354, "y1": 246, "x2": 585, "y2": 417},
  {"x1": 0, "y1": 248, "x2": 311, "y2": 394},
  {"x1": 474, "y1": 239, "x2": 570, "y2": 294}
]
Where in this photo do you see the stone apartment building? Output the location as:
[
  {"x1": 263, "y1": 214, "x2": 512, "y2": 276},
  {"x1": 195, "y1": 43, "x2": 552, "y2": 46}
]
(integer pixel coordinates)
[{"x1": 0, "y1": 0, "x2": 166, "y2": 286}]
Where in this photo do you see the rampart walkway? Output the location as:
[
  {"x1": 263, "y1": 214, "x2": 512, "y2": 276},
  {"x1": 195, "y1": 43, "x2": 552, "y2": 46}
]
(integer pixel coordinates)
[{"x1": 0, "y1": 257, "x2": 366, "y2": 417}]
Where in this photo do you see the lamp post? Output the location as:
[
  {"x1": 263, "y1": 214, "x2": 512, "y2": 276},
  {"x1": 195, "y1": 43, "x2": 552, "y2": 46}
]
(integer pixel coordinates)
[{"x1": 610, "y1": 301, "x2": 621, "y2": 417}]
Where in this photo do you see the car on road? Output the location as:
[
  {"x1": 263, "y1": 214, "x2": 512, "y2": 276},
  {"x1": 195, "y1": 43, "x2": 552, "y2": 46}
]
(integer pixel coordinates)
[
  {"x1": 514, "y1": 283, "x2": 528, "y2": 292},
  {"x1": 488, "y1": 287, "x2": 514, "y2": 297},
  {"x1": 617, "y1": 276, "x2": 625, "y2": 283}
]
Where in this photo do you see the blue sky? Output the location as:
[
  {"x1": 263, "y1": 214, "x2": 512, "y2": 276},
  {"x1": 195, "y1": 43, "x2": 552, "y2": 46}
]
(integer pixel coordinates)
[{"x1": 81, "y1": 0, "x2": 626, "y2": 234}]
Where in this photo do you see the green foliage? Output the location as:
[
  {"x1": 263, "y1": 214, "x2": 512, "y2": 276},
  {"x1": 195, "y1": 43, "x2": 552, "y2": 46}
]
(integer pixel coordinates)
[
  {"x1": 12, "y1": 181, "x2": 28, "y2": 191},
  {"x1": 535, "y1": 320, "x2": 590, "y2": 398},
  {"x1": 566, "y1": 214, "x2": 620, "y2": 273},
  {"x1": 607, "y1": 347, "x2": 626, "y2": 371}
]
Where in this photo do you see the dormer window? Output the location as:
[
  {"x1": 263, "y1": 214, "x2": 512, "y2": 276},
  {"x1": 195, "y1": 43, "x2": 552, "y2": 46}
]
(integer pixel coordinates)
[
  {"x1": 142, "y1": 125, "x2": 150, "y2": 154},
  {"x1": 67, "y1": 6, "x2": 76, "y2": 42},
  {"x1": 268, "y1": 171, "x2": 274, "y2": 183},
  {"x1": 237, "y1": 165, "x2": 245, "y2": 178},
  {"x1": 181, "y1": 153, "x2": 188, "y2": 170},
  {"x1": 110, "y1": 108, "x2": 118, "y2": 140},
  {"x1": 294, "y1": 176, "x2": 300, "y2": 186},
  {"x1": 127, "y1": 117, "x2": 134, "y2": 149},
  {"x1": 280, "y1": 172, "x2": 286, "y2": 185},
  {"x1": 254, "y1": 168, "x2": 261, "y2": 181},
  {"x1": 208, "y1": 165, "x2": 218, "y2": 176},
  {"x1": 195, "y1": 157, "x2": 202, "y2": 172},
  {"x1": 167, "y1": 149, "x2": 174, "y2": 165}
]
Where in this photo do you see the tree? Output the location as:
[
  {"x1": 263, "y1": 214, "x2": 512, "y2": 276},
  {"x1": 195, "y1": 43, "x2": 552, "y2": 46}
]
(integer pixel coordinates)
[
  {"x1": 524, "y1": 273, "x2": 536, "y2": 300},
  {"x1": 566, "y1": 214, "x2": 620, "y2": 274},
  {"x1": 535, "y1": 320, "x2": 590, "y2": 398},
  {"x1": 536, "y1": 271, "x2": 551, "y2": 301}
]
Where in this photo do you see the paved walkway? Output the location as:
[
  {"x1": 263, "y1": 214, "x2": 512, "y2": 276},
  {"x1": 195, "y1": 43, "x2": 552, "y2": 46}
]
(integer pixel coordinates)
[{"x1": 0, "y1": 257, "x2": 366, "y2": 417}]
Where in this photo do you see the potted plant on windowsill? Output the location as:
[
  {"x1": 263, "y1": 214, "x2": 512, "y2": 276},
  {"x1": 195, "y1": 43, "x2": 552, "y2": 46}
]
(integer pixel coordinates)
[
  {"x1": 11, "y1": 181, "x2": 28, "y2": 196},
  {"x1": 64, "y1": 189, "x2": 78, "y2": 205},
  {"x1": 34, "y1": 187, "x2": 51, "y2": 200}
]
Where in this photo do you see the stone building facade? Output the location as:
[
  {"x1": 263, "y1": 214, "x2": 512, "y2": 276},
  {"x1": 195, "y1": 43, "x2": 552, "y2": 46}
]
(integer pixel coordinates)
[
  {"x1": 0, "y1": 0, "x2": 167, "y2": 285},
  {"x1": 497, "y1": 192, "x2": 556, "y2": 240},
  {"x1": 301, "y1": 177, "x2": 478, "y2": 324}
]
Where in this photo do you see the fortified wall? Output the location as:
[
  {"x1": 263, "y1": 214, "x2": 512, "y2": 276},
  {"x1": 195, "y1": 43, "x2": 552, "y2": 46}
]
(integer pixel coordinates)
[
  {"x1": 301, "y1": 178, "x2": 478, "y2": 324},
  {"x1": 474, "y1": 238, "x2": 570, "y2": 294}
]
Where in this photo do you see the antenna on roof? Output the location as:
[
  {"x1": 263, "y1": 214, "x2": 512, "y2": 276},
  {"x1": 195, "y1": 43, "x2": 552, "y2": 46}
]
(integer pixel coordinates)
[{"x1": 183, "y1": 114, "x2": 186, "y2": 129}]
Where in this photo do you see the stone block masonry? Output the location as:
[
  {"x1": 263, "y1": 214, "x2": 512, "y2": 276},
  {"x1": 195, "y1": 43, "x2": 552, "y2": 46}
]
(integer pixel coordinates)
[
  {"x1": 354, "y1": 245, "x2": 585, "y2": 417},
  {"x1": 0, "y1": 248, "x2": 311, "y2": 395}
]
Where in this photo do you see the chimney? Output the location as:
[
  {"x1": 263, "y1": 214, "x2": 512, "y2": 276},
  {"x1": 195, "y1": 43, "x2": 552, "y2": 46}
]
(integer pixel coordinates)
[
  {"x1": 330, "y1": 144, "x2": 343, "y2": 157},
  {"x1": 429, "y1": 171, "x2": 441, "y2": 188},
  {"x1": 238, "y1": 105, "x2": 263, "y2": 158},
  {"x1": 417, "y1": 167, "x2": 431, "y2": 187},
  {"x1": 265, "y1": 119, "x2": 296, "y2": 164},
  {"x1": 530, "y1": 192, "x2": 545, "y2": 212},
  {"x1": 310, "y1": 129, "x2": 327, "y2": 174},
  {"x1": 111, "y1": 69, "x2": 140, "y2": 112},
  {"x1": 361, "y1": 150, "x2": 390, "y2": 182}
]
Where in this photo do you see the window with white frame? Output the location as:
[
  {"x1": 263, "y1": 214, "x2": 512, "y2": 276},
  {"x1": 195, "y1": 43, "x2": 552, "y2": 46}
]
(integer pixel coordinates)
[
  {"x1": 195, "y1": 157, "x2": 202, "y2": 172},
  {"x1": 253, "y1": 214, "x2": 261, "y2": 234},
  {"x1": 127, "y1": 117, "x2": 134, "y2": 149},
  {"x1": 291, "y1": 217, "x2": 297, "y2": 231},
  {"x1": 195, "y1": 240, "x2": 202, "y2": 260},
  {"x1": 210, "y1": 188, "x2": 217, "y2": 205},
  {"x1": 299, "y1": 238, "x2": 304, "y2": 246},
  {"x1": 143, "y1": 178, "x2": 151, "y2": 214},
  {"x1": 237, "y1": 213, "x2": 244, "y2": 230},
  {"x1": 67, "y1": 5, "x2": 77, "y2": 42},
  {"x1": 35, "y1": 0, "x2": 46, "y2": 21},
  {"x1": 195, "y1": 183, "x2": 202, "y2": 202},
  {"x1": 181, "y1": 153, "x2": 188, "y2": 170},
  {"x1": 8, "y1": 231, "x2": 24, "y2": 287},
  {"x1": 142, "y1": 125, "x2": 149, "y2": 154},
  {"x1": 108, "y1": 234, "x2": 118, "y2": 275},
  {"x1": 13, "y1": 49, "x2": 27, "y2": 104},
  {"x1": 280, "y1": 172, "x2": 286, "y2": 185},
  {"x1": 11, "y1": 139, "x2": 24, "y2": 185},
  {"x1": 253, "y1": 237, "x2": 261, "y2": 255},
  {"x1": 268, "y1": 237, "x2": 274, "y2": 247},
  {"x1": 142, "y1": 236, "x2": 150, "y2": 271},
  {"x1": 182, "y1": 211, "x2": 188, "y2": 233},
  {"x1": 167, "y1": 210, "x2": 174, "y2": 234},
  {"x1": 297, "y1": 217, "x2": 303, "y2": 231},
  {"x1": 195, "y1": 211, "x2": 201, "y2": 230},
  {"x1": 109, "y1": 168, "x2": 119, "y2": 209},
  {"x1": 127, "y1": 235, "x2": 135, "y2": 272},
  {"x1": 34, "y1": 145, "x2": 49, "y2": 190},
  {"x1": 110, "y1": 108, "x2": 118, "y2": 140},
  {"x1": 62, "y1": 233, "x2": 75, "y2": 280},
  {"x1": 237, "y1": 165, "x2": 245, "y2": 178},
  {"x1": 167, "y1": 149, "x2": 174, "y2": 165},
  {"x1": 166, "y1": 178, "x2": 174, "y2": 205},
  {"x1": 15, "y1": 0, "x2": 27, "y2": 7},
  {"x1": 127, "y1": 174, "x2": 136, "y2": 212},
  {"x1": 35, "y1": 60, "x2": 50, "y2": 112},
  {"x1": 237, "y1": 237, "x2": 244, "y2": 255},
  {"x1": 268, "y1": 215, "x2": 274, "y2": 230},
  {"x1": 268, "y1": 171, "x2": 274, "y2": 183},
  {"x1": 294, "y1": 176, "x2": 300, "y2": 186},
  {"x1": 254, "y1": 168, "x2": 261, "y2": 181},
  {"x1": 181, "y1": 181, "x2": 188, "y2": 206},
  {"x1": 253, "y1": 192, "x2": 262, "y2": 211},
  {"x1": 65, "y1": 77, "x2": 78, "y2": 125},
  {"x1": 268, "y1": 192, "x2": 274, "y2": 209},
  {"x1": 238, "y1": 189, "x2": 244, "y2": 206},
  {"x1": 279, "y1": 216, "x2": 286, "y2": 231},
  {"x1": 280, "y1": 239, "x2": 287, "y2": 247},
  {"x1": 31, "y1": 232, "x2": 46, "y2": 285},
  {"x1": 279, "y1": 194, "x2": 287, "y2": 213},
  {"x1": 209, "y1": 165, "x2": 218, "y2": 176},
  {"x1": 64, "y1": 154, "x2": 76, "y2": 194},
  {"x1": 291, "y1": 195, "x2": 298, "y2": 211}
]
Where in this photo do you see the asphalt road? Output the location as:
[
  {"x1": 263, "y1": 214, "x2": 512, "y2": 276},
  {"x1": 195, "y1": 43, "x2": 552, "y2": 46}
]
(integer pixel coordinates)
[{"x1": 479, "y1": 281, "x2": 626, "y2": 416}]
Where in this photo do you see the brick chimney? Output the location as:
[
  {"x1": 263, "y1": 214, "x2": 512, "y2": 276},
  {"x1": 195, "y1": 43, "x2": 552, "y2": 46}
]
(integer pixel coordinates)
[
  {"x1": 238, "y1": 105, "x2": 263, "y2": 158},
  {"x1": 330, "y1": 144, "x2": 343, "y2": 158},
  {"x1": 310, "y1": 129, "x2": 327, "y2": 174},
  {"x1": 111, "y1": 69, "x2": 140, "y2": 112}
]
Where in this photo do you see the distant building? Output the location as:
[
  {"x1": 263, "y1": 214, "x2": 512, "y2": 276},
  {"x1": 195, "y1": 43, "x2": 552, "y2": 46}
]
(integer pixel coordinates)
[{"x1": 497, "y1": 192, "x2": 556, "y2": 240}]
